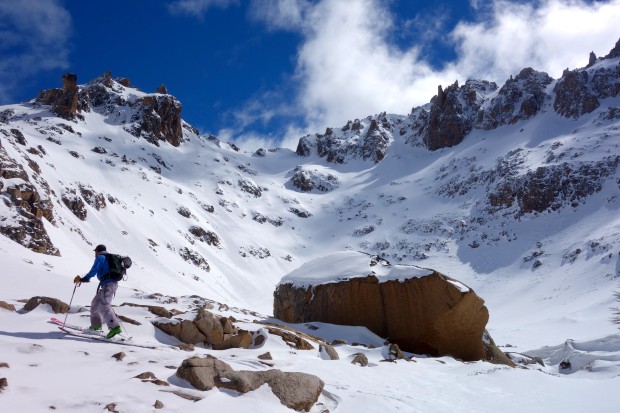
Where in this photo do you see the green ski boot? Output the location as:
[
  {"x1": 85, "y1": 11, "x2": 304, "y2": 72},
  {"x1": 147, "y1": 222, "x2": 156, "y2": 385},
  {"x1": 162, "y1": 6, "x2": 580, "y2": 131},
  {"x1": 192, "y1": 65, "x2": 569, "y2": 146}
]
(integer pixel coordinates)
[{"x1": 106, "y1": 326, "x2": 122, "y2": 339}]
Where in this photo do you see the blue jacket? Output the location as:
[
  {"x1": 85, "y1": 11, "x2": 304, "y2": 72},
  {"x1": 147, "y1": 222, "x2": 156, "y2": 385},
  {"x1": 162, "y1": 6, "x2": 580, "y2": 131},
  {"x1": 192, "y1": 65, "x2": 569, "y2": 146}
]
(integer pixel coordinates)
[{"x1": 83, "y1": 253, "x2": 113, "y2": 285}]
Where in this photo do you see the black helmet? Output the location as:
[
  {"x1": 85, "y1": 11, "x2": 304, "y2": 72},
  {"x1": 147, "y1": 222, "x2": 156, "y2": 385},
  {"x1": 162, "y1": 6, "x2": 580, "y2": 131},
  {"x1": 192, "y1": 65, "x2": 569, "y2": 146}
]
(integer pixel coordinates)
[{"x1": 94, "y1": 244, "x2": 107, "y2": 253}]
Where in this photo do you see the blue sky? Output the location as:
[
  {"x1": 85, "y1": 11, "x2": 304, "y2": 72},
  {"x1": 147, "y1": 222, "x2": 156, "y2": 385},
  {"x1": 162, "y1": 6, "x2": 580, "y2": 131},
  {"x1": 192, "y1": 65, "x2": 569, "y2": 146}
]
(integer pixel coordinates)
[{"x1": 1, "y1": 0, "x2": 619, "y2": 148}]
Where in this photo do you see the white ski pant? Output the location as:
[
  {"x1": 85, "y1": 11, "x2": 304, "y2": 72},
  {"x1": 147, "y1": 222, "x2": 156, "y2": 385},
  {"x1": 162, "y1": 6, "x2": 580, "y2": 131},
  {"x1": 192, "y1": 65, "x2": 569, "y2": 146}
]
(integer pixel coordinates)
[{"x1": 90, "y1": 282, "x2": 120, "y2": 329}]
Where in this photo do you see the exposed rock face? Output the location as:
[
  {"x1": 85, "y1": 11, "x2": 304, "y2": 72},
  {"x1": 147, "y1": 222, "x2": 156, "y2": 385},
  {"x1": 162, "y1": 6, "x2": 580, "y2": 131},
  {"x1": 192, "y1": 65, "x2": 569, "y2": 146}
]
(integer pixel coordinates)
[
  {"x1": 554, "y1": 40, "x2": 620, "y2": 118},
  {"x1": 0, "y1": 142, "x2": 58, "y2": 255},
  {"x1": 604, "y1": 38, "x2": 620, "y2": 59},
  {"x1": 553, "y1": 69, "x2": 600, "y2": 118},
  {"x1": 290, "y1": 166, "x2": 339, "y2": 192},
  {"x1": 425, "y1": 80, "x2": 495, "y2": 150},
  {"x1": 177, "y1": 355, "x2": 324, "y2": 412},
  {"x1": 296, "y1": 113, "x2": 393, "y2": 163},
  {"x1": 488, "y1": 157, "x2": 620, "y2": 215},
  {"x1": 36, "y1": 73, "x2": 87, "y2": 119},
  {"x1": 36, "y1": 72, "x2": 185, "y2": 147},
  {"x1": 478, "y1": 68, "x2": 552, "y2": 129},
  {"x1": 138, "y1": 95, "x2": 183, "y2": 147},
  {"x1": 274, "y1": 254, "x2": 505, "y2": 362}
]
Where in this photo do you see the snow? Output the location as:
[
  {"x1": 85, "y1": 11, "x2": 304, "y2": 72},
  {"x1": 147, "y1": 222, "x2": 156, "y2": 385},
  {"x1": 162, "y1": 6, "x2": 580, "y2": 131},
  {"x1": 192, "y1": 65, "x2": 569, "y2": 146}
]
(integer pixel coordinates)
[
  {"x1": 280, "y1": 251, "x2": 432, "y2": 287},
  {"x1": 0, "y1": 69, "x2": 620, "y2": 412}
]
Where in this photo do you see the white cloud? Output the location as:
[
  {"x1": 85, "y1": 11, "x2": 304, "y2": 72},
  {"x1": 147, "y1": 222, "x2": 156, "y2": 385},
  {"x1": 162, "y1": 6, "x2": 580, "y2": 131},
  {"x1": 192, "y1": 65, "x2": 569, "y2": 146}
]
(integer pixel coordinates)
[
  {"x1": 450, "y1": 0, "x2": 620, "y2": 83},
  {"x1": 168, "y1": 0, "x2": 239, "y2": 17},
  {"x1": 241, "y1": 0, "x2": 620, "y2": 144},
  {"x1": 0, "y1": 0, "x2": 72, "y2": 102},
  {"x1": 248, "y1": 0, "x2": 312, "y2": 30}
]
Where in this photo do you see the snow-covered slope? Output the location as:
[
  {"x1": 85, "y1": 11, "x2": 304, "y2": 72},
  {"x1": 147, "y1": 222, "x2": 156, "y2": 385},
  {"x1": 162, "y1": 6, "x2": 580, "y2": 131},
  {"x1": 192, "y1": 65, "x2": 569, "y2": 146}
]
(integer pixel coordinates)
[{"x1": 1, "y1": 41, "x2": 620, "y2": 412}]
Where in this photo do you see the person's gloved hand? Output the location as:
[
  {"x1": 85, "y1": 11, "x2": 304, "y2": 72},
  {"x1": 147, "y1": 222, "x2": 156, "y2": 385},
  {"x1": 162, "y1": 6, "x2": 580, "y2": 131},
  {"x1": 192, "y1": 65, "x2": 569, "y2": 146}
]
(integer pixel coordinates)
[{"x1": 74, "y1": 275, "x2": 85, "y2": 284}]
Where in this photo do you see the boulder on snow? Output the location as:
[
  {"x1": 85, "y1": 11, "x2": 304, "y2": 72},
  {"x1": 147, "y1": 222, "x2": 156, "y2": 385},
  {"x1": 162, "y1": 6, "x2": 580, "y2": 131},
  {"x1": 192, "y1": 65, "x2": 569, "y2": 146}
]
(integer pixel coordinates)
[
  {"x1": 23, "y1": 296, "x2": 69, "y2": 314},
  {"x1": 152, "y1": 307, "x2": 251, "y2": 349},
  {"x1": 218, "y1": 369, "x2": 324, "y2": 412},
  {"x1": 177, "y1": 355, "x2": 324, "y2": 412},
  {"x1": 176, "y1": 355, "x2": 234, "y2": 391},
  {"x1": 274, "y1": 251, "x2": 509, "y2": 364}
]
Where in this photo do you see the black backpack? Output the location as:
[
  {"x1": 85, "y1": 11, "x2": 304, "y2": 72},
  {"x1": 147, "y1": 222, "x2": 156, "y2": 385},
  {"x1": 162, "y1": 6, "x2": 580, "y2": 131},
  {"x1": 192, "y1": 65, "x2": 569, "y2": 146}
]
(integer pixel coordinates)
[{"x1": 103, "y1": 253, "x2": 132, "y2": 282}]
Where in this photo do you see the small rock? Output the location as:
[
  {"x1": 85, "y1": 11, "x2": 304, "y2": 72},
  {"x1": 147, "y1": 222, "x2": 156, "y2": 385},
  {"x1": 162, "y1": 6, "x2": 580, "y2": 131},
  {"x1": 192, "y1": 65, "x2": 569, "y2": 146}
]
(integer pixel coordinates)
[
  {"x1": 320, "y1": 344, "x2": 339, "y2": 360},
  {"x1": 154, "y1": 400, "x2": 164, "y2": 409},
  {"x1": 105, "y1": 403, "x2": 118, "y2": 413},
  {"x1": 177, "y1": 343, "x2": 195, "y2": 351},
  {"x1": 112, "y1": 352, "x2": 125, "y2": 361},
  {"x1": 0, "y1": 377, "x2": 7, "y2": 392},
  {"x1": 0, "y1": 362, "x2": 9, "y2": 368},
  {"x1": 351, "y1": 353, "x2": 368, "y2": 367},
  {"x1": 560, "y1": 359, "x2": 572, "y2": 370},
  {"x1": 388, "y1": 343, "x2": 405, "y2": 360},
  {"x1": 258, "y1": 352, "x2": 272, "y2": 360},
  {"x1": 0, "y1": 300, "x2": 16, "y2": 312},
  {"x1": 134, "y1": 372, "x2": 156, "y2": 380}
]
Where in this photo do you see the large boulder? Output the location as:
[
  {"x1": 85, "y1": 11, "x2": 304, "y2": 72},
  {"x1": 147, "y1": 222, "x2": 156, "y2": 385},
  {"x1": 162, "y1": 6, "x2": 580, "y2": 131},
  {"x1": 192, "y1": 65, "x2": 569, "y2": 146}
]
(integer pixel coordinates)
[{"x1": 274, "y1": 251, "x2": 506, "y2": 363}]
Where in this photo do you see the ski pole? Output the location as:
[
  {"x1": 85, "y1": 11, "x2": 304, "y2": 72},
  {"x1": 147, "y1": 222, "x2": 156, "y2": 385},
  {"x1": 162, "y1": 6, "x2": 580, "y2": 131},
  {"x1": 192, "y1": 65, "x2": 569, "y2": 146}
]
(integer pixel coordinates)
[{"x1": 62, "y1": 283, "x2": 78, "y2": 327}]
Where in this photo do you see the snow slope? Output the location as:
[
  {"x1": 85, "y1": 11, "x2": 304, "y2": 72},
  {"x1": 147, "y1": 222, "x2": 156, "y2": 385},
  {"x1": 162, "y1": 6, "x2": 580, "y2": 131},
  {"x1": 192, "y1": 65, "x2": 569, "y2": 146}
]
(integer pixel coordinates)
[{"x1": 1, "y1": 50, "x2": 619, "y2": 411}]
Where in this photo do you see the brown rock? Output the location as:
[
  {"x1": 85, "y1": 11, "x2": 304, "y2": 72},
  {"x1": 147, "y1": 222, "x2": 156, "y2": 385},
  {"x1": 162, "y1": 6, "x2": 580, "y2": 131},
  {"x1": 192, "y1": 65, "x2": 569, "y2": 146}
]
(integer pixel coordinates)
[
  {"x1": 193, "y1": 308, "x2": 224, "y2": 346},
  {"x1": 23, "y1": 296, "x2": 69, "y2": 313},
  {"x1": 0, "y1": 301, "x2": 16, "y2": 312},
  {"x1": 105, "y1": 403, "x2": 118, "y2": 413},
  {"x1": 152, "y1": 319, "x2": 207, "y2": 345},
  {"x1": 320, "y1": 344, "x2": 339, "y2": 360},
  {"x1": 154, "y1": 400, "x2": 164, "y2": 409},
  {"x1": 117, "y1": 77, "x2": 131, "y2": 87},
  {"x1": 0, "y1": 362, "x2": 9, "y2": 368},
  {"x1": 138, "y1": 95, "x2": 183, "y2": 147},
  {"x1": 274, "y1": 253, "x2": 495, "y2": 362},
  {"x1": 156, "y1": 84, "x2": 168, "y2": 94},
  {"x1": 388, "y1": 343, "x2": 405, "y2": 360},
  {"x1": 351, "y1": 353, "x2": 369, "y2": 367},
  {"x1": 176, "y1": 355, "x2": 233, "y2": 391},
  {"x1": 258, "y1": 352, "x2": 273, "y2": 360},
  {"x1": 266, "y1": 328, "x2": 314, "y2": 350},
  {"x1": 217, "y1": 369, "x2": 324, "y2": 412},
  {"x1": 134, "y1": 372, "x2": 156, "y2": 380},
  {"x1": 112, "y1": 352, "x2": 125, "y2": 361},
  {"x1": 213, "y1": 330, "x2": 253, "y2": 350},
  {"x1": 0, "y1": 377, "x2": 7, "y2": 393}
]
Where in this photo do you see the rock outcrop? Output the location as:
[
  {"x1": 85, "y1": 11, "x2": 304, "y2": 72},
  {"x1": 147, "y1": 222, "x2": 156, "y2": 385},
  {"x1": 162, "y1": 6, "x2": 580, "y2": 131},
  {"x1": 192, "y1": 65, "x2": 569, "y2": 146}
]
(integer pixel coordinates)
[
  {"x1": 152, "y1": 307, "x2": 252, "y2": 350},
  {"x1": 36, "y1": 73, "x2": 88, "y2": 119},
  {"x1": 424, "y1": 80, "x2": 494, "y2": 150},
  {"x1": 36, "y1": 72, "x2": 184, "y2": 147},
  {"x1": 274, "y1": 252, "x2": 510, "y2": 363},
  {"x1": 295, "y1": 113, "x2": 394, "y2": 163},
  {"x1": 477, "y1": 68, "x2": 552, "y2": 129},
  {"x1": 0, "y1": 140, "x2": 58, "y2": 255}
]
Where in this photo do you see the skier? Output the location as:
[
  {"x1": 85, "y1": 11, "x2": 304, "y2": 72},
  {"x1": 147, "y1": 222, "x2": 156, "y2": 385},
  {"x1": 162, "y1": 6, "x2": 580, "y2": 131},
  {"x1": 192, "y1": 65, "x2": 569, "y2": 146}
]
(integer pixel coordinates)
[{"x1": 74, "y1": 244, "x2": 122, "y2": 339}]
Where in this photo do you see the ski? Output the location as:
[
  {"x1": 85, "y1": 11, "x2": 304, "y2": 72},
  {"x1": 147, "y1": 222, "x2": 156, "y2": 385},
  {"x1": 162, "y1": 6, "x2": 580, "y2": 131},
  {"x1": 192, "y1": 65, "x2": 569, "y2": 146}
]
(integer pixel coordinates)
[
  {"x1": 58, "y1": 327, "x2": 160, "y2": 349},
  {"x1": 50, "y1": 317, "x2": 106, "y2": 337}
]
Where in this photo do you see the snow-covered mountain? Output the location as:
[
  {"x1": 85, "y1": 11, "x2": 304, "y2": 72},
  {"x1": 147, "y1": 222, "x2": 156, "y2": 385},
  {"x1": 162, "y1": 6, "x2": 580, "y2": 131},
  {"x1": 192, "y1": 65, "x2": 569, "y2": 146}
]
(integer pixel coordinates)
[{"x1": 1, "y1": 40, "x2": 620, "y2": 412}]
